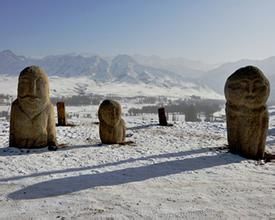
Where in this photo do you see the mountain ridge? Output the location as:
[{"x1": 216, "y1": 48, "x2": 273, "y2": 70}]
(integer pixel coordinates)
[
  {"x1": 1, "y1": 50, "x2": 275, "y2": 101},
  {"x1": 0, "y1": 50, "x2": 203, "y2": 88}
]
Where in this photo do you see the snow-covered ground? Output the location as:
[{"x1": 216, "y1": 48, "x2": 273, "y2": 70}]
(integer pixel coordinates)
[
  {"x1": 0, "y1": 76, "x2": 223, "y2": 100},
  {"x1": 0, "y1": 104, "x2": 274, "y2": 219}
]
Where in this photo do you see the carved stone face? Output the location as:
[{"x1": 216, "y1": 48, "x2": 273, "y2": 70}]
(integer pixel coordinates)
[
  {"x1": 98, "y1": 100, "x2": 122, "y2": 126},
  {"x1": 225, "y1": 66, "x2": 270, "y2": 108},
  {"x1": 17, "y1": 66, "x2": 50, "y2": 117}
]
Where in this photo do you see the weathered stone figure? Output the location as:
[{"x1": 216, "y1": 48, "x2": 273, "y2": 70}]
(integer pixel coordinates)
[
  {"x1": 98, "y1": 99, "x2": 125, "y2": 144},
  {"x1": 9, "y1": 66, "x2": 57, "y2": 149},
  {"x1": 224, "y1": 66, "x2": 270, "y2": 159}
]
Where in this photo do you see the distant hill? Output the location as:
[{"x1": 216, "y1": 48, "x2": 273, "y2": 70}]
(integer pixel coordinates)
[
  {"x1": 0, "y1": 50, "x2": 213, "y2": 92},
  {"x1": 1, "y1": 50, "x2": 274, "y2": 101},
  {"x1": 132, "y1": 54, "x2": 215, "y2": 78},
  {"x1": 201, "y1": 57, "x2": 275, "y2": 102},
  {"x1": 0, "y1": 50, "x2": 222, "y2": 99}
]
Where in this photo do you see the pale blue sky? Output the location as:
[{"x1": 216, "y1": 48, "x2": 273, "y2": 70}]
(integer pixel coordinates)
[{"x1": 0, "y1": 0, "x2": 275, "y2": 63}]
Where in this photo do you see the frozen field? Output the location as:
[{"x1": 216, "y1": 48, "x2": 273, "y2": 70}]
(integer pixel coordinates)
[
  {"x1": 0, "y1": 105, "x2": 274, "y2": 219},
  {"x1": 0, "y1": 75, "x2": 223, "y2": 100}
]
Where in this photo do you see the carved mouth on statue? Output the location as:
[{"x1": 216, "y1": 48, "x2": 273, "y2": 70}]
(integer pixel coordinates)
[
  {"x1": 245, "y1": 95, "x2": 256, "y2": 100},
  {"x1": 20, "y1": 95, "x2": 40, "y2": 99},
  {"x1": 20, "y1": 96, "x2": 41, "y2": 102}
]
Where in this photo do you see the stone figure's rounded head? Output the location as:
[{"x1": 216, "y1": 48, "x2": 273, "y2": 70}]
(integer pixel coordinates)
[
  {"x1": 224, "y1": 66, "x2": 270, "y2": 108},
  {"x1": 98, "y1": 100, "x2": 122, "y2": 126},
  {"x1": 18, "y1": 66, "x2": 50, "y2": 102}
]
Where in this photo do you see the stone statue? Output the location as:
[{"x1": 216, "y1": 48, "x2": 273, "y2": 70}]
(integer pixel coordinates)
[
  {"x1": 9, "y1": 66, "x2": 57, "y2": 149},
  {"x1": 224, "y1": 66, "x2": 270, "y2": 159},
  {"x1": 98, "y1": 99, "x2": 125, "y2": 144}
]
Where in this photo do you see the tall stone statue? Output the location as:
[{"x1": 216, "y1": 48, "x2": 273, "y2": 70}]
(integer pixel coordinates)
[
  {"x1": 9, "y1": 66, "x2": 57, "y2": 149},
  {"x1": 224, "y1": 66, "x2": 270, "y2": 159},
  {"x1": 98, "y1": 99, "x2": 125, "y2": 144}
]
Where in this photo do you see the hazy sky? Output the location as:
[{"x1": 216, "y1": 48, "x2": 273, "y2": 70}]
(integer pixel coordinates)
[{"x1": 1, "y1": 0, "x2": 275, "y2": 63}]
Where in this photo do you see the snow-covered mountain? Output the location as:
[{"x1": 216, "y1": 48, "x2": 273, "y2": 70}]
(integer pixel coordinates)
[
  {"x1": 3, "y1": 50, "x2": 275, "y2": 101},
  {"x1": 110, "y1": 54, "x2": 193, "y2": 86},
  {"x1": 0, "y1": 50, "x2": 111, "y2": 80},
  {"x1": 0, "y1": 50, "x2": 30, "y2": 74},
  {"x1": 40, "y1": 54, "x2": 111, "y2": 81},
  {"x1": 0, "y1": 50, "x2": 187, "y2": 84},
  {"x1": 0, "y1": 50, "x2": 221, "y2": 99},
  {"x1": 0, "y1": 50, "x2": 196, "y2": 86},
  {"x1": 132, "y1": 54, "x2": 214, "y2": 78},
  {"x1": 201, "y1": 57, "x2": 275, "y2": 102}
]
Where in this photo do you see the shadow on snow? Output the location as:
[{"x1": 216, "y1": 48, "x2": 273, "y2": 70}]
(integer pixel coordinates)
[
  {"x1": 0, "y1": 147, "x2": 226, "y2": 182},
  {"x1": 8, "y1": 148, "x2": 242, "y2": 200},
  {"x1": 0, "y1": 143, "x2": 102, "y2": 157}
]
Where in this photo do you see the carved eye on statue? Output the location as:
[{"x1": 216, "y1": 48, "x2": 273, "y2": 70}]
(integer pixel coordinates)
[
  {"x1": 228, "y1": 82, "x2": 241, "y2": 91},
  {"x1": 228, "y1": 81, "x2": 248, "y2": 93},
  {"x1": 253, "y1": 80, "x2": 268, "y2": 94},
  {"x1": 18, "y1": 77, "x2": 33, "y2": 97}
]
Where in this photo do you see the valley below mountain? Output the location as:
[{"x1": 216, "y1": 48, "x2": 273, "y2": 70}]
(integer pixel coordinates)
[{"x1": 1, "y1": 50, "x2": 275, "y2": 102}]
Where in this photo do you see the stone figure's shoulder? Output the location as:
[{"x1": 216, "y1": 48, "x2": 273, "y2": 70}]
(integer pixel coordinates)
[
  {"x1": 44, "y1": 102, "x2": 55, "y2": 113},
  {"x1": 120, "y1": 118, "x2": 125, "y2": 125},
  {"x1": 11, "y1": 99, "x2": 20, "y2": 111},
  {"x1": 38, "y1": 102, "x2": 54, "y2": 114},
  {"x1": 11, "y1": 99, "x2": 19, "y2": 106},
  {"x1": 48, "y1": 102, "x2": 55, "y2": 108}
]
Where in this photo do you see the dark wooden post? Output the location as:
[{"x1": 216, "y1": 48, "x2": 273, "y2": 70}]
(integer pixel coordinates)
[
  {"x1": 158, "y1": 107, "x2": 168, "y2": 126},
  {"x1": 57, "y1": 102, "x2": 66, "y2": 126}
]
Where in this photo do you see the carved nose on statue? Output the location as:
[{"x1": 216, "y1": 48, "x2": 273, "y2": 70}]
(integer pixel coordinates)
[
  {"x1": 248, "y1": 85, "x2": 254, "y2": 94},
  {"x1": 29, "y1": 81, "x2": 36, "y2": 96}
]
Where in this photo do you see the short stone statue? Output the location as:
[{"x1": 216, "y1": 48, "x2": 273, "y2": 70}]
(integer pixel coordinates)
[
  {"x1": 224, "y1": 66, "x2": 270, "y2": 159},
  {"x1": 9, "y1": 66, "x2": 57, "y2": 149},
  {"x1": 98, "y1": 99, "x2": 125, "y2": 144}
]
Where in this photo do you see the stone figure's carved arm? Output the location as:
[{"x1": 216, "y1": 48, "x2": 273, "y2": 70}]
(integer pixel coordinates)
[
  {"x1": 122, "y1": 119, "x2": 126, "y2": 141},
  {"x1": 9, "y1": 103, "x2": 15, "y2": 147},
  {"x1": 257, "y1": 109, "x2": 269, "y2": 158},
  {"x1": 47, "y1": 104, "x2": 57, "y2": 146}
]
